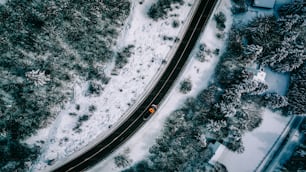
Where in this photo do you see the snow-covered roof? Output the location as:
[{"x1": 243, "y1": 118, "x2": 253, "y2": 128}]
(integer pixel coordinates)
[
  {"x1": 208, "y1": 142, "x2": 226, "y2": 165},
  {"x1": 253, "y1": 0, "x2": 276, "y2": 8},
  {"x1": 253, "y1": 70, "x2": 266, "y2": 82}
]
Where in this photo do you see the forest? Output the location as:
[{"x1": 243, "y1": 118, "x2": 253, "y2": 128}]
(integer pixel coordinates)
[
  {"x1": 124, "y1": 1, "x2": 305, "y2": 171},
  {"x1": 0, "y1": 0, "x2": 130, "y2": 171}
]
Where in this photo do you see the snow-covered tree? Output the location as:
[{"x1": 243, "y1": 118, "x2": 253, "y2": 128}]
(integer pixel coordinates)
[
  {"x1": 206, "y1": 120, "x2": 226, "y2": 133},
  {"x1": 214, "y1": 12, "x2": 226, "y2": 31},
  {"x1": 197, "y1": 133, "x2": 207, "y2": 148},
  {"x1": 278, "y1": 1, "x2": 305, "y2": 16},
  {"x1": 227, "y1": 125, "x2": 242, "y2": 142},
  {"x1": 287, "y1": 62, "x2": 306, "y2": 115},
  {"x1": 244, "y1": 16, "x2": 279, "y2": 53},
  {"x1": 219, "y1": 102, "x2": 237, "y2": 118},
  {"x1": 196, "y1": 43, "x2": 207, "y2": 62},
  {"x1": 242, "y1": 44, "x2": 263, "y2": 64},
  {"x1": 262, "y1": 92, "x2": 288, "y2": 109},
  {"x1": 179, "y1": 78, "x2": 192, "y2": 94},
  {"x1": 25, "y1": 69, "x2": 50, "y2": 86},
  {"x1": 114, "y1": 149, "x2": 132, "y2": 168}
]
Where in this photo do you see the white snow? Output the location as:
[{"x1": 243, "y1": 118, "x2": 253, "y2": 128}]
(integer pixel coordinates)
[
  {"x1": 0, "y1": 0, "x2": 6, "y2": 5},
  {"x1": 27, "y1": 0, "x2": 200, "y2": 171},
  {"x1": 89, "y1": 1, "x2": 232, "y2": 171},
  {"x1": 264, "y1": 67, "x2": 290, "y2": 95},
  {"x1": 216, "y1": 109, "x2": 291, "y2": 172}
]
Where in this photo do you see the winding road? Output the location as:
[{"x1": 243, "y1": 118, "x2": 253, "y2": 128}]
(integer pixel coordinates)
[{"x1": 52, "y1": 0, "x2": 218, "y2": 171}]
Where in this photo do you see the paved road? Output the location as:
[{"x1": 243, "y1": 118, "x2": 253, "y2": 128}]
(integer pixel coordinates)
[{"x1": 52, "y1": 0, "x2": 218, "y2": 171}]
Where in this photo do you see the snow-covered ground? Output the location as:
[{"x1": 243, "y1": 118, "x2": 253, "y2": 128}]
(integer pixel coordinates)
[
  {"x1": 0, "y1": 0, "x2": 6, "y2": 5},
  {"x1": 28, "y1": 0, "x2": 200, "y2": 171},
  {"x1": 89, "y1": 1, "x2": 232, "y2": 171},
  {"x1": 216, "y1": 109, "x2": 291, "y2": 172},
  {"x1": 264, "y1": 67, "x2": 289, "y2": 95}
]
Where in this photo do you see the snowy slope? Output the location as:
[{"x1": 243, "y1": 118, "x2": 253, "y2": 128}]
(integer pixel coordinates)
[
  {"x1": 0, "y1": 0, "x2": 6, "y2": 5},
  {"x1": 27, "y1": 0, "x2": 198, "y2": 171},
  {"x1": 89, "y1": 1, "x2": 233, "y2": 171}
]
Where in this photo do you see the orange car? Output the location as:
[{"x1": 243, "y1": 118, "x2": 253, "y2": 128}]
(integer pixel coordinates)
[
  {"x1": 148, "y1": 104, "x2": 158, "y2": 114},
  {"x1": 144, "y1": 104, "x2": 158, "y2": 120}
]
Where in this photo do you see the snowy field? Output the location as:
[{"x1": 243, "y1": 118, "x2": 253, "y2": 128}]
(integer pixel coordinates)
[
  {"x1": 0, "y1": 0, "x2": 6, "y2": 5},
  {"x1": 216, "y1": 109, "x2": 291, "y2": 172},
  {"x1": 28, "y1": 0, "x2": 199, "y2": 171},
  {"x1": 89, "y1": 1, "x2": 233, "y2": 171},
  {"x1": 264, "y1": 67, "x2": 289, "y2": 95}
]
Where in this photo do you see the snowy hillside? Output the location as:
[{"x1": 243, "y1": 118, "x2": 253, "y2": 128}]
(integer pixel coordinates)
[{"x1": 27, "y1": 0, "x2": 198, "y2": 171}]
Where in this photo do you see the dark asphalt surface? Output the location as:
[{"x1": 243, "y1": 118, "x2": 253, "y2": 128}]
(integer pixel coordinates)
[{"x1": 53, "y1": 0, "x2": 217, "y2": 171}]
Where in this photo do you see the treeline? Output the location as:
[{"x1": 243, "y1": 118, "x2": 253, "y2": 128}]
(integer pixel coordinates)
[
  {"x1": 287, "y1": 63, "x2": 306, "y2": 115},
  {"x1": 0, "y1": 0, "x2": 130, "y2": 170},
  {"x1": 147, "y1": 0, "x2": 184, "y2": 20},
  {"x1": 124, "y1": 1, "x2": 305, "y2": 171}
]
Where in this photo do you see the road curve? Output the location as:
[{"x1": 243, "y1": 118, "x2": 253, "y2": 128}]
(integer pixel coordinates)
[{"x1": 52, "y1": 0, "x2": 217, "y2": 171}]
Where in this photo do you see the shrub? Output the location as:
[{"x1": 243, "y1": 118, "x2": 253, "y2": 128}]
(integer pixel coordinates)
[
  {"x1": 214, "y1": 12, "x2": 226, "y2": 31},
  {"x1": 172, "y1": 20, "x2": 180, "y2": 28},
  {"x1": 287, "y1": 63, "x2": 306, "y2": 115},
  {"x1": 86, "y1": 81, "x2": 103, "y2": 96},
  {"x1": 179, "y1": 79, "x2": 192, "y2": 94},
  {"x1": 78, "y1": 114, "x2": 89, "y2": 122},
  {"x1": 114, "y1": 154, "x2": 132, "y2": 168},
  {"x1": 115, "y1": 45, "x2": 135, "y2": 69},
  {"x1": 88, "y1": 105, "x2": 96, "y2": 113}
]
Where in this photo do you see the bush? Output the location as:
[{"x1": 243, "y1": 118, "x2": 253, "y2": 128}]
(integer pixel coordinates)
[
  {"x1": 78, "y1": 114, "x2": 89, "y2": 122},
  {"x1": 196, "y1": 44, "x2": 207, "y2": 62},
  {"x1": 214, "y1": 12, "x2": 226, "y2": 31},
  {"x1": 114, "y1": 154, "x2": 132, "y2": 168},
  {"x1": 172, "y1": 20, "x2": 180, "y2": 28},
  {"x1": 179, "y1": 79, "x2": 192, "y2": 94},
  {"x1": 115, "y1": 45, "x2": 135, "y2": 69},
  {"x1": 86, "y1": 81, "x2": 103, "y2": 96},
  {"x1": 88, "y1": 105, "x2": 96, "y2": 113}
]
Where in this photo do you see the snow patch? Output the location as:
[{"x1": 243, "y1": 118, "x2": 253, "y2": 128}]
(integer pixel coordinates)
[
  {"x1": 264, "y1": 67, "x2": 289, "y2": 95},
  {"x1": 0, "y1": 0, "x2": 6, "y2": 5},
  {"x1": 216, "y1": 109, "x2": 291, "y2": 172}
]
